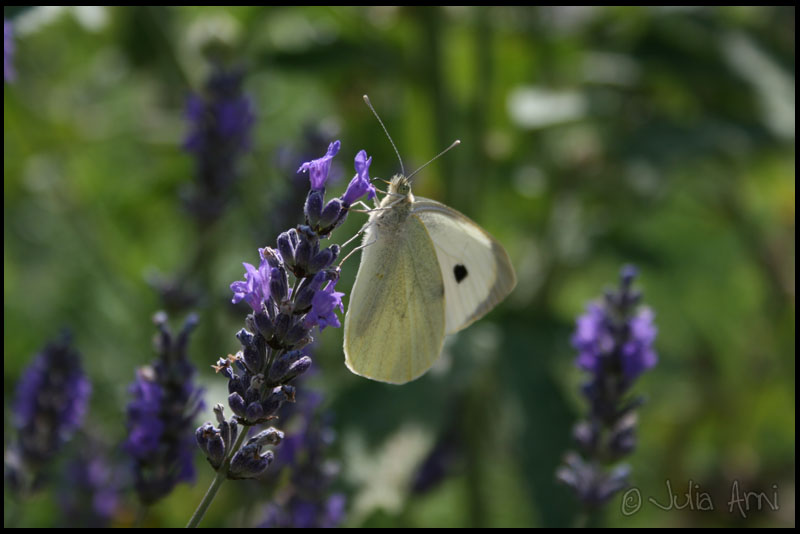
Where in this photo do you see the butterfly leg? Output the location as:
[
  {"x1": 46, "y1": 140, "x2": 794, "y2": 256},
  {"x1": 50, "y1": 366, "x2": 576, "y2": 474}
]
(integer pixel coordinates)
[
  {"x1": 350, "y1": 200, "x2": 377, "y2": 213},
  {"x1": 338, "y1": 225, "x2": 379, "y2": 268},
  {"x1": 351, "y1": 196, "x2": 404, "y2": 213},
  {"x1": 339, "y1": 219, "x2": 373, "y2": 250}
]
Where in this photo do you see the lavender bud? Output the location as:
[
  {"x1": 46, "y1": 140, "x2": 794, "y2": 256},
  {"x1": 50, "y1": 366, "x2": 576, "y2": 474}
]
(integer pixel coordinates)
[
  {"x1": 261, "y1": 386, "x2": 289, "y2": 416},
  {"x1": 236, "y1": 328, "x2": 254, "y2": 348},
  {"x1": 281, "y1": 384, "x2": 296, "y2": 403},
  {"x1": 294, "y1": 241, "x2": 312, "y2": 274},
  {"x1": 207, "y1": 436, "x2": 225, "y2": 469},
  {"x1": 196, "y1": 422, "x2": 214, "y2": 449},
  {"x1": 620, "y1": 264, "x2": 638, "y2": 288},
  {"x1": 213, "y1": 404, "x2": 231, "y2": 446},
  {"x1": 284, "y1": 356, "x2": 312, "y2": 383},
  {"x1": 243, "y1": 388, "x2": 259, "y2": 408},
  {"x1": 228, "y1": 419, "x2": 239, "y2": 449},
  {"x1": 228, "y1": 392, "x2": 247, "y2": 418},
  {"x1": 572, "y1": 421, "x2": 598, "y2": 453},
  {"x1": 608, "y1": 412, "x2": 638, "y2": 457},
  {"x1": 248, "y1": 427, "x2": 285, "y2": 447},
  {"x1": 213, "y1": 357, "x2": 236, "y2": 381},
  {"x1": 294, "y1": 271, "x2": 328, "y2": 311},
  {"x1": 273, "y1": 313, "x2": 292, "y2": 343},
  {"x1": 254, "y1": 310, "x2": 275, "y2": 340},
  {"x1": 597, "y1": 464, "x2": 632, "y2": 503},
  {"x1": 290, "y1": 335, "x2": 314, "y2": 351},
  {"x1": 213, "y1": 404, "x2": 226, "y2": 425},
  {"x1": 288, "y1": 227, "x2": 299, "y2": 247},
  {"x1": 268, "y1": 350, "x2": 305, "y2": 383},
  {"x1": 304, "y1": 189, "x2": 324, "y2": 227},
  {"x1": 242, "y1": 343, "x2": 264, "y2": 374},
  {"x1": 246, "y1": 401, "x2": 264, "y2": 422},
  {"x1": 318, "y1": 198, "x2": 343, "y2": 229},
  {"x1": 270, "y1": 267, "x2": 290, "y2": 303},
  {"x1": 229, "y1": 445, "x2": 274, "y2": 479},
  {"x1": 284, "y1": 322, "x2": 311, "y2": 347},
  {"x1": 261, "y1": 247, "x2": 283, "y2": 269},
  {"x1": 228, "y1": 374, "x2": 245, "y2": 396},
  {"x1": 308, "y1": 245, "x2": 339, "y2": 274},
  {"x1": 277, "y1": 231, "x2": 297, "y2": 268}
]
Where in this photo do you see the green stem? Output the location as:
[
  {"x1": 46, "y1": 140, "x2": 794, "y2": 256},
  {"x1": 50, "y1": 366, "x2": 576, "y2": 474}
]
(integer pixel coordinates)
[{"x1": 186, "y1": 428, "x2": 249, "y2": 528}]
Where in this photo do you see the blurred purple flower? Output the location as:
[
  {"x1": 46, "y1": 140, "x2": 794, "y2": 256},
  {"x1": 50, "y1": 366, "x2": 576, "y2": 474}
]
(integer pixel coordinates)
[
  {"x1": 125, "y1": 312, "x2": 205, "y2": 504},
  {"x1": 259, "y1": 387, "x2": 346, "y2": 528},
  {"x1": 58, "y1": 437, "x2": 121, "y2": 527},
  {"x1": 557, "y1": 265, "x2": 657, "y2": 507},
  {"x1": 182, "y1": 65, "x2": 255, "y2": 223},
  {"x1": 9, "y1": 334, "x2": 91, "y2": 477}
]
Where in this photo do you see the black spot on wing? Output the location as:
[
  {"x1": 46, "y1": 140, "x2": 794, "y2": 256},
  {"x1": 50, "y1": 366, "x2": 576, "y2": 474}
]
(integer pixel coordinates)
[{"x1": 454, "y1": 264, "x2": 468, "y2": 283}]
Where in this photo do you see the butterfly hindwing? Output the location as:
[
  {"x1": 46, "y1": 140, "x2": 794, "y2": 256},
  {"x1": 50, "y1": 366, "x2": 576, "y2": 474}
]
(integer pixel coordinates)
[{"x1": 412, "y1": 198, "x2": 517, "y2": 334}]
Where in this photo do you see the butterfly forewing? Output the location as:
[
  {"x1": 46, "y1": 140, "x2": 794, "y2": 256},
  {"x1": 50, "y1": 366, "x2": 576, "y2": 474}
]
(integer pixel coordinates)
[
  {"x1": 412, "y1": 198, "x2": 517, "y2": 334},
  {"x1": 343, "y1": 214, "x2": 446, "y2": 384}
]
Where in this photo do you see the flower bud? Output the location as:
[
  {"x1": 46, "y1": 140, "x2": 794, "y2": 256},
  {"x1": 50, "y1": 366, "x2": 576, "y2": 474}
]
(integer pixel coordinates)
[
  {"x1": 229, "y1": 445, "x2": 274, "y2": 479},
  {"x1": 318, "y1": 198, "x2": 343, "y2": 229},
  {"x1": 304, "y1": 189, "x2": 324, "y2": 227},
  {"x1": 228, "y1": 392, "x2": 247, "y2": 418},
  {"x1": 277, "y1": 231, "x2": 297, "y2": 269},
  {"x1": 248, "y1": 427, "x2": 284, "y2": 447}
]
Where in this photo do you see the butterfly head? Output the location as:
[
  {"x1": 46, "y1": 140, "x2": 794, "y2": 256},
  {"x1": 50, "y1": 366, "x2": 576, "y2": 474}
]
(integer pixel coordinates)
[{"x1": 388, "y1": 174, "x2": 412, "y2": 196}]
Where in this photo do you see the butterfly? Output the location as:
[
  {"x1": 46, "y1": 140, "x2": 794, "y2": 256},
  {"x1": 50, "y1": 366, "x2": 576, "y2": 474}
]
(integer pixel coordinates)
[{"x1": 343, "y1": 131, "x2": 516, "y2": 384}]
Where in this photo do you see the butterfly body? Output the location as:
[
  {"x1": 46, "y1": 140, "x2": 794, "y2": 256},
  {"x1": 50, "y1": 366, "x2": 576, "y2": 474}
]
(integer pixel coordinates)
[{"x1": 344, "y1": 175, "x2": 516, "y2": 384}]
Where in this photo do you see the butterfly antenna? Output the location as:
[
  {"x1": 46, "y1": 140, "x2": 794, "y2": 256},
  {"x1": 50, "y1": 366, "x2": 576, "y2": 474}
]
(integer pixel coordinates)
[
  {"x1": 363, "y1": 94, "x2": 405, "y2": 177},
  {"x1": 407, "y1": 139, "x2": 461, "y2": 181}
]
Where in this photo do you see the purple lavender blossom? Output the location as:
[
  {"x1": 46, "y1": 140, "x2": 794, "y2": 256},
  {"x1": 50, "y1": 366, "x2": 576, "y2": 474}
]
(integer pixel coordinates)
[
  {"x1": 196, "y1": 141, "x2": 371, "y2": 487},
  {"x1": 259, "y1": 389, "x2": 346, "y2": 528},
  {"x1": 182, "y1": 65, "x2": 255, "y2": 223},
  {"x1": 230, "y1": 253, "x2": 272, "y2": 312},
  {"x1": 8, "y1": 335, "x2": 91, "y2": 481},
  {"x1": 304, "y1": 280, "x2": 345, "y2": 331},
  {"x1": 298, "y1": 140, "x2": 341, "y2": 190},
  {"x1": 557, "y1": 265, "x2": 657, "y2": 507},
  {"x1": 58, "y1": 437, "x2": 121, "y2": 527},
  {"x1": 125, "y1": 312, "x2": 205, "y2": 504},
  {"x1": 4, "y1": 19, "x2": 14, "y2": 82},
  {"x1": 341, "y1": 149, "x2": 376, "y2": 205}
]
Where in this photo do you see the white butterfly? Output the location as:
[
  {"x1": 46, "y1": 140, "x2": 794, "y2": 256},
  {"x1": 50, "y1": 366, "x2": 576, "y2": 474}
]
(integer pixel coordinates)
[{"x1": 343, "y1": 172, "x2": 516, "y2": 384}]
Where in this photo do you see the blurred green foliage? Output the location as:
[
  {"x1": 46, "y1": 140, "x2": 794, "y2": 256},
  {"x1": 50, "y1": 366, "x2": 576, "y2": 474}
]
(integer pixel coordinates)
[{"x1": 4, "y1": 6, "x2": 794, "y2": 527}]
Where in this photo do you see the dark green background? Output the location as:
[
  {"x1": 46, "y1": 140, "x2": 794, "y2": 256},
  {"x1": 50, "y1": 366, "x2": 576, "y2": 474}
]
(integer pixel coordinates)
[{"x1": 4, "y1": 6, "x2": 795, "y2": 527}]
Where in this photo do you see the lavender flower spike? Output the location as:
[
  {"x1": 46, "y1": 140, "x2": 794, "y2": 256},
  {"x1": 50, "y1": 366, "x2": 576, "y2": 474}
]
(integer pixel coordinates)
[
  {"x1": 190, "y1": 140, "x2": 366, "y2": 526},
  {"x1": 125, "y1": 312, "x2": 205, "y2": 505},
  {"x1": 557, "y1": 265, "x2": 658, "y2": 508},
  {"x1": 182, "y1": 65, "x2": 255, "y2": 222},
  {"x1": 6, "y1": 333, "x2": 90, "y2": 489}
]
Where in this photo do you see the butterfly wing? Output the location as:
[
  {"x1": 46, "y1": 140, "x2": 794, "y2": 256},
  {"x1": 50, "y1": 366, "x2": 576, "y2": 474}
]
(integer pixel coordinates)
[
  {"x1": 343, "y1": 214, "x2": 446, "y2": 384},
  {"x1": 412, "y1": 198, "x2": 516, "y2": 334}
]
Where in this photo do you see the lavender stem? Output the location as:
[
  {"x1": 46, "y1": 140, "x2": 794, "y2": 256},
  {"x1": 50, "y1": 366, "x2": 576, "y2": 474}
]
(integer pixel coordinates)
[{"x1": 187, "y1": 428, "x2": 248, "y2": 528}]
